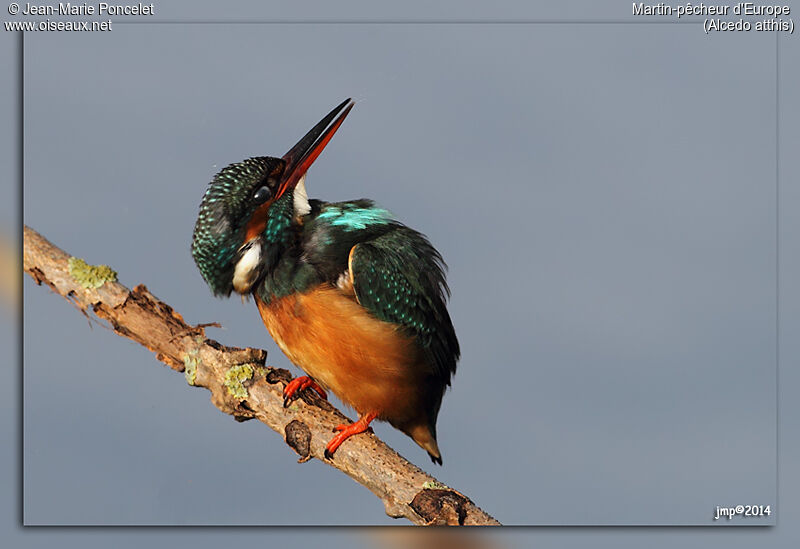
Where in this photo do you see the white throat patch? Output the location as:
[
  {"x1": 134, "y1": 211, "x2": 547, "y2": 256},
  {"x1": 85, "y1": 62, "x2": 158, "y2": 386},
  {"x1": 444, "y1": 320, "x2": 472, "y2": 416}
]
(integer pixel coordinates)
[
  {"x1": 232, "y1": 241, "x2": 261, "y2": 294},
  {"x1": 293, "y1": 175, "x2": 311, "y2": 218}
]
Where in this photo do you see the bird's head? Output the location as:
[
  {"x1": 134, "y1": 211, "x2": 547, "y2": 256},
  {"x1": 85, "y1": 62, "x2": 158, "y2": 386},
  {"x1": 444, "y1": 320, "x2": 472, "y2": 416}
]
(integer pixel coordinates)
[{"x1": 191, "y1": 99, "x2": 354, "y2": 296}]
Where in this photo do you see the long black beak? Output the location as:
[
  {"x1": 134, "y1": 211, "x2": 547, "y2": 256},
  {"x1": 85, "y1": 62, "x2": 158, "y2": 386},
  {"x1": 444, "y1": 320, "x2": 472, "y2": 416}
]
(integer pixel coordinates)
[{"x1": 276, "y1": 98, "x2": 354, "y2": 198}]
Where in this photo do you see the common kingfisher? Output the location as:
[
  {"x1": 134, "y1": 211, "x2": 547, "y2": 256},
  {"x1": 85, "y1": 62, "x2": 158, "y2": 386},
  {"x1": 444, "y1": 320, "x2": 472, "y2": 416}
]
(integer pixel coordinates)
[{"x1": 191, "y1": 99, "x2": 459, "y2": 464}]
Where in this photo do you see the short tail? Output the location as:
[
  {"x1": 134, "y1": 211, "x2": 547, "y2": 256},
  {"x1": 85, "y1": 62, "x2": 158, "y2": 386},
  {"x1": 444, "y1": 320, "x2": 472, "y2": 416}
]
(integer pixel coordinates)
[{"x1": 406, "y1": 422, "x2": 443, "y2": 465}]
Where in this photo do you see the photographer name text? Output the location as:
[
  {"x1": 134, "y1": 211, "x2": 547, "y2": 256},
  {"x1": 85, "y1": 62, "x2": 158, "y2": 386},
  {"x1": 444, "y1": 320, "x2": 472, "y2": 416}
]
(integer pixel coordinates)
[{"x1": 19, "y1": 2, "x2": 153, "y2": 15}]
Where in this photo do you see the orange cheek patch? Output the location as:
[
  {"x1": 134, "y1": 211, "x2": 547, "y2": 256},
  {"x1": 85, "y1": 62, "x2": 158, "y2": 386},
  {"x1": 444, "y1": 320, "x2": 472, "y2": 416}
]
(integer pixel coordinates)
[{"x1": 244, "y1": 201, "x2": 273, "y2": 242}]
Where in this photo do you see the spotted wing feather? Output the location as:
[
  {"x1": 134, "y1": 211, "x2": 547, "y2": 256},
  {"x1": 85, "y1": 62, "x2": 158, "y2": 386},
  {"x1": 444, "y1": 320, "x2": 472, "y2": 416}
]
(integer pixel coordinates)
[{"x1": 349, "y1": 228, "x2": 459, "y2": 384}]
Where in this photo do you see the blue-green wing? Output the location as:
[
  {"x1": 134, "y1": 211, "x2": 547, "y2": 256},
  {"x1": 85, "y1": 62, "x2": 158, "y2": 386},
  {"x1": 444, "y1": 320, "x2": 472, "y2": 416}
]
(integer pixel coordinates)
[{"x1": 349, "y1": 227, "x2": 459, "y2": 383}]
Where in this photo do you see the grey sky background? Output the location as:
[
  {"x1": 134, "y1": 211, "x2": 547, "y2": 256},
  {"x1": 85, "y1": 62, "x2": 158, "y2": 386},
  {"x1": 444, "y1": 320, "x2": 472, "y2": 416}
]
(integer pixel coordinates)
[{"x1": 6, "y1": 0, "x2": 800, "y2": 545}]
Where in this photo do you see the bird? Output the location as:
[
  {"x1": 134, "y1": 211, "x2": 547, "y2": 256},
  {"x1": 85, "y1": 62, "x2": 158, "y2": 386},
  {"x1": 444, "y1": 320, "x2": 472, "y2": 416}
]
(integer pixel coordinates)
[{"x1": 191, "y1": 99, "x2": 459, "y2": 464}]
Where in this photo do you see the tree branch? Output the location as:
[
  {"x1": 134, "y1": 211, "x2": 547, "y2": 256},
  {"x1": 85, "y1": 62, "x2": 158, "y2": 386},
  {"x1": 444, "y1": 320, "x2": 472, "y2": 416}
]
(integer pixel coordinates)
[{"x1": 23, "y1": 225, "x2": 500, "y2": 526}]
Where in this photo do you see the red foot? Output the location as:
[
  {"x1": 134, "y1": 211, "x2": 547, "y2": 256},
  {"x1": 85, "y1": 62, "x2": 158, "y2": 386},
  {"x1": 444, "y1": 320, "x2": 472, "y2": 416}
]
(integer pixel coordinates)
[
  {"x1": 324, "y1": 411, "x2": 378, "y2": 460},
  {"x1": 283, "y1": 376, "x2": 327, "y2": 407}
]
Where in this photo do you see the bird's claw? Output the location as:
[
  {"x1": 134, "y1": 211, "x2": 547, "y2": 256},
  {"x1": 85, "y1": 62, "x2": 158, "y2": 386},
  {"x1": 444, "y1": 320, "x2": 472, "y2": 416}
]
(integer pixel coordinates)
[
  {"x1": 282, "y1": 376, "x2": 327, "y2": 408},
  {"x1": 323, "y1": 412, "x2": 378, "y2": 460}
]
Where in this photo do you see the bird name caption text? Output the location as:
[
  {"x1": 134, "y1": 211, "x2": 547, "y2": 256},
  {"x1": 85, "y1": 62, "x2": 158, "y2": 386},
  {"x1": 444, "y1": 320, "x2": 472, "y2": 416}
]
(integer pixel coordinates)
[
  {"x1": 5, "y1": 2, "x2": 155, "y2": 32},
  {"x1": 632, "y1": 3, "x2": 794, "y2": 33}
]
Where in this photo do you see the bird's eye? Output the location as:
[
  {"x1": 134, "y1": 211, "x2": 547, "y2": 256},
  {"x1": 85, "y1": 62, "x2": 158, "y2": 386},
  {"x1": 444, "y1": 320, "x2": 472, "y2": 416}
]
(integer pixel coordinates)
[{"x1": 253, "y1": 185, "x2": 272, "y2": 205}]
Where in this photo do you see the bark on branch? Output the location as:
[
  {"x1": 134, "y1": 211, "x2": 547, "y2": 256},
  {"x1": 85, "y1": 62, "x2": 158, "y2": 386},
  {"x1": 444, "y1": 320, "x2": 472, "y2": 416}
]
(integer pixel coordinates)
[{"x1": 23, "y1": 225, "x2": 500, "y2": 526}]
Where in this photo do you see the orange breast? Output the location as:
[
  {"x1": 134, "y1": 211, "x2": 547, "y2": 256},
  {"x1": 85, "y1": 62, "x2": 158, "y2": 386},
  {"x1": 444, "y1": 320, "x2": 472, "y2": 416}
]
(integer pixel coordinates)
[{"x1": 255, "y1": 285, "x2": 428, "y2": 424}]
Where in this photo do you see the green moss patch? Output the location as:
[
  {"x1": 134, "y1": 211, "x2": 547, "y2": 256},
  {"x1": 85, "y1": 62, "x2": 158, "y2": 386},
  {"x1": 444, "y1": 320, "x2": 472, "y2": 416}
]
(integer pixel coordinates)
[
  {"x1": 183, "y1": 356, "x2": 198, "y2": 386},
  {"x1": 224, "y1": 364, "x2": 254, "y2": 399},
  {"x1": 68, "y1": 257, "x2": 117, "y2": 289}
]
